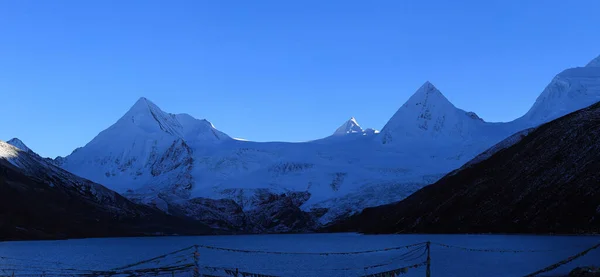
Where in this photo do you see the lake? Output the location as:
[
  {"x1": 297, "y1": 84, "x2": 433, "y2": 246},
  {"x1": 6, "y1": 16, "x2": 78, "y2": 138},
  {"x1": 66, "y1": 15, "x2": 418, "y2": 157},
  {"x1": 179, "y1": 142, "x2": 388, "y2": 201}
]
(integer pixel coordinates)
[{"x1": 1, "y1": 233, "x2": 599, "y2": 277}]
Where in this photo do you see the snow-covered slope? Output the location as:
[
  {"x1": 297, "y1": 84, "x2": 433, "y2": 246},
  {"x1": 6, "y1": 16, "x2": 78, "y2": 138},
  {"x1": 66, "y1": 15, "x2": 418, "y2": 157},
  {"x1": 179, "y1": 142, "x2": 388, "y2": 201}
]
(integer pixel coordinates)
[
  {"x1": 1, "y1": 140, "x2": 124, "y2": 204},
  {"x1": 0, "y1": 141, "x2": 19, "y2": 161},
  {"x1": 49, "y1": 54, "x2": 600, "y2": 230},
  {"x1": 519, "y1": 56, "x2": 600, "y2": 125}
]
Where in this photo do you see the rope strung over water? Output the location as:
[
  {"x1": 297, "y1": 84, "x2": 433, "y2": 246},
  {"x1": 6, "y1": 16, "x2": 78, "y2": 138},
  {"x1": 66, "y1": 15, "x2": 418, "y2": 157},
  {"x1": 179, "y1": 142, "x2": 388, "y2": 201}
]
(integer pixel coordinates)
[
  {"x1": 194, "y1": 241, "x2": 427, "y2": 255},
  {"x1": 523, "y1": 242, "x2": 600, "y2": 277},
  {"x1": 433, "y1": 242, "x2": 570, "y2": 253},
  {"x1": 359, "y1": 262, "x2": 428, "y2": 277},
  {"x1": 111, "y1": 245, "x2": 196, "y2": 271}
]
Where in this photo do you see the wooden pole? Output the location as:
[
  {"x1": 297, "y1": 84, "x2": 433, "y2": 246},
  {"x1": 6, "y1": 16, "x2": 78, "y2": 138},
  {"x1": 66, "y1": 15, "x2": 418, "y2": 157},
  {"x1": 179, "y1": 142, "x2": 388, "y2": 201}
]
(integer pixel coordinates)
[
  {"x1": 426, "y1": 241, "x2": 431, "y2": 277},
  {"x1": 193, "y1": 245, "x2": 200, "y2": 277}
]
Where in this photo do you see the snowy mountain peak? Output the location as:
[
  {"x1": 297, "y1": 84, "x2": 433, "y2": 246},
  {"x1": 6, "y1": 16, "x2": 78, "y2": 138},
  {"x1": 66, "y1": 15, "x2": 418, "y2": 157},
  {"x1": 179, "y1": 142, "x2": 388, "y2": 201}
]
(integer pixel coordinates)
[
  {"x1": 6, "y1": 138, "x2": 31, "y2": 153},
  {"x1": 333, "y1": 117, "x2": 363, "y2": 135},
  {"x1": 403, "y1": 81, "x2": 454, "y2": 110},
  {"x1": 586, "y1": 55, "x2": 600, "y2": 68},
  {"x1": 59, "y1": 97, "x2": 231, "y2": 192},
  {"x1": 119, "y1": 97, "x2": 184, "y2": 137},
  {"x1": 380, "y1": 81, "x2": 487, "y2": 144},
  {"x1": 129, "y1": 97, "x2": 159, "y2": 113}
]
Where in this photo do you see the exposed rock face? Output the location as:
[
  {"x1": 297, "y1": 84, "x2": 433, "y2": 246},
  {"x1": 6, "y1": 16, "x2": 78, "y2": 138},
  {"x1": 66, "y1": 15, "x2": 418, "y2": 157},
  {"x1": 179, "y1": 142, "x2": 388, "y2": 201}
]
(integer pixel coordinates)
[
  {"x1": 327, "y1": 101, "x2": 600, "y2": 234},
  {"x1": 137, "y1": 190, "x2": 317, "y2": 233},
  {"x1": 171, "y1": 197, "x2": 249, "y2": 232},
  {"x1": 245, "y1": 191, "x2": 315, "y2": 233}
]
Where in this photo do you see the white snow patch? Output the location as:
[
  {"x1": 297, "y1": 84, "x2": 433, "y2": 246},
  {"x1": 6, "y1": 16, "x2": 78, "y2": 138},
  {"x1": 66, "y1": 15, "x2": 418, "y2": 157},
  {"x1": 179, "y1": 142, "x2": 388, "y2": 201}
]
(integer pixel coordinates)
[
  {"x1": 0, "y1": 141, "x2": 20, "y2": 165},
  {"x1": 333, "y1": 117, "x2": 364, "y2": 135}
]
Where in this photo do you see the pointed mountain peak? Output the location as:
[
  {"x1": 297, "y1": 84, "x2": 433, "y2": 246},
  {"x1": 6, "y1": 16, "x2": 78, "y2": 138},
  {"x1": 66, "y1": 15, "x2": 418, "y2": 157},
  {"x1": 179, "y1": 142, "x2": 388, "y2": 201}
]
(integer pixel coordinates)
[
  {"x1": 333, "y1": 117, "x2": 364, "y2": 135},
  {"x1": 85, "y1": 97, "x2": 230, "y2": 150},
  {"x1": 7, "y1": 138, "x2": 31, "y2": 153},
  {"x1": 421, "y1": 80, "x2": 436, "y2": 90},
  {"x1": 129, "y1": 97, "x2": 162, "y2": 113},
  {"x1": 585, "y1": 55, "x2": 600, "y2": 68},
  {"x1": 380, "y1": 82, "x2": 480, "y2": 143},
  {"x1": 116, "y1": 97, "x2": 184, "y2": 137},
  {"x1": 348, "y1": 117, "x2": 359, "y2": 125},
  {"x1": 403, "y1": 81, "x2": 453, "y2": 109}
]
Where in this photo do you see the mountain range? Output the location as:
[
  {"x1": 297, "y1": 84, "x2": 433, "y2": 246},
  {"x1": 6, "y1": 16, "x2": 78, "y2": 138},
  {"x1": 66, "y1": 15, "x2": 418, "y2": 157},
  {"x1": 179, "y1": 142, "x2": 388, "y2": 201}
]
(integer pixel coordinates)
[
  {"x1": 5, "y1": 54, "x2": 600, "y2": 233},
  {"x1": 328, "y1": 100, "x2": 600, "y2": 234}
]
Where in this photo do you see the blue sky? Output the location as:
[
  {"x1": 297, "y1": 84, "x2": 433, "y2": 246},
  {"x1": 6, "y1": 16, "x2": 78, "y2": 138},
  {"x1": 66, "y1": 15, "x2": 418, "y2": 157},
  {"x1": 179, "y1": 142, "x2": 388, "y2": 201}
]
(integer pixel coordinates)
[{"x1": 1, "y1": 0, "x2": 599, "y2": 158}]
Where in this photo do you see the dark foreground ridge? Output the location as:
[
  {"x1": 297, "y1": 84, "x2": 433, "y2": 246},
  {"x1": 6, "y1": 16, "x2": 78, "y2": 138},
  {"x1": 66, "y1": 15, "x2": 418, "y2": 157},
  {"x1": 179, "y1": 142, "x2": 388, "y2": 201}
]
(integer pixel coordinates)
[
  {"x1": 0, "y1": 146, "x2": 215, "y2": 240},
  {"x1": 326, "y1": 101, "x2": 600, "y2": 234}
]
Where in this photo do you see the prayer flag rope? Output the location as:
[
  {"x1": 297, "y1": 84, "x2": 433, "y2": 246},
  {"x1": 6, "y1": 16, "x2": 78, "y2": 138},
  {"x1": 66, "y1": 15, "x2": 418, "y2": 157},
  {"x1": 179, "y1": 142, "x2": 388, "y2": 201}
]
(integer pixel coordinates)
[
  {"x1": 195, "y1": 241, "x2": 426, "y2": 255},
  {"x1": 111, "y1": 245, "x2": 196, "y2": 270},
  {"x1": 523, "y1": 242, "x2": 600, "y2": 277},
  {"x1": 433, "y1": 242, "x2": 559, "y2": 253},
  {"x1": 203, "y1": 266, "x2": 280, "y2": 277},
  {"x1": 359, "y1": 262, "x2": 427, "y2": 277}
]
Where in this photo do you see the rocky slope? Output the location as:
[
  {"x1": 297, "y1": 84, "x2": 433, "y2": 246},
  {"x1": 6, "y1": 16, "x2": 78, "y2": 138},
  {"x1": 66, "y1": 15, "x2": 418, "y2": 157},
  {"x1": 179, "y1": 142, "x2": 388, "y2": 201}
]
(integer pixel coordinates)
[
  {"x1": 327, "y1": 101, "x2": 600, "y2": 234},
  {"x1": 0, "y1": 141, "x2": 214, "y2": 240}
]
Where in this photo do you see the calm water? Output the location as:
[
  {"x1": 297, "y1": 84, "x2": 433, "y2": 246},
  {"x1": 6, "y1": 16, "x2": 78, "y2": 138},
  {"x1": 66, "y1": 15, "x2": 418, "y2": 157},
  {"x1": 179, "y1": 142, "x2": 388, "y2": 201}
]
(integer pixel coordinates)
[{"x1": 1, "y1": 233, "x2": 599, "y2": 277}]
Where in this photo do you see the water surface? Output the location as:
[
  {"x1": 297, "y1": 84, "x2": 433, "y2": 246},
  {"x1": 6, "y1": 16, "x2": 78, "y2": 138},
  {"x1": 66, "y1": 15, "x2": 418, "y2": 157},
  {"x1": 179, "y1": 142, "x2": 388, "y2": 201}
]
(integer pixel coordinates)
[{"x1": 1, "y1": 233, "x2": 598, "y2": 276}]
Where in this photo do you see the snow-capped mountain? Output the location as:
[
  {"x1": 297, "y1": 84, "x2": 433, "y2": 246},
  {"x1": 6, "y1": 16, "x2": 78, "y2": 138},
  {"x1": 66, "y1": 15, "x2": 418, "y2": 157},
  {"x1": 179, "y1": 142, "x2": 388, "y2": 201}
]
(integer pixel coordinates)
[
  {"x1": 45, "y1": 54, "x2": 600, "y2": 232},
  {"x1": 380, "y1": 81, "x2": 486, "y2": 143},
  {"x1": 58, "y1": 97, "x2": 229, "y2": 194},
  {"x1": 378, "y1": 81, "x2": 517, "y2": 149},
  {"x1": 519, "y1": 56, "x2": 600, "y2": 125},
  {"x1": 332, "y1": 117, "x2": 378, "y2": 136}
]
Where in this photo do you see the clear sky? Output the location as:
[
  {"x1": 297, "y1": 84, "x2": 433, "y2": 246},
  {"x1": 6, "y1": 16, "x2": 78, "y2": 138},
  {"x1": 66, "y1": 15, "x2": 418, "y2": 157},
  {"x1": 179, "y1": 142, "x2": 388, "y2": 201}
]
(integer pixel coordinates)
[{"x1": 1, "y1": 0, "x2": 599, "y2": 158}]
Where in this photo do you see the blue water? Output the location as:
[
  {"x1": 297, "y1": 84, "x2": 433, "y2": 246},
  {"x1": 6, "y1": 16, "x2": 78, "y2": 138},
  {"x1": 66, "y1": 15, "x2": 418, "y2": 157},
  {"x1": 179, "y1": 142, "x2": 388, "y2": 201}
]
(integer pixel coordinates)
[{"x1": 0, "y1": 233, "x2": 598, "y2": 277}]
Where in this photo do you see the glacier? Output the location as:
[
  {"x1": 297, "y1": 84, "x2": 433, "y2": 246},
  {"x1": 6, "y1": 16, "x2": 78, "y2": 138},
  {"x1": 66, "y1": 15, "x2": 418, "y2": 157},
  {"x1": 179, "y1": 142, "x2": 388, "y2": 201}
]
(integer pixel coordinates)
[
  {"x1": 55, "y1": 82, "x2": 516, "y2": 228},
  {"x1": 6, "y1": 54, "x2": 600, "y2": 232}
]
